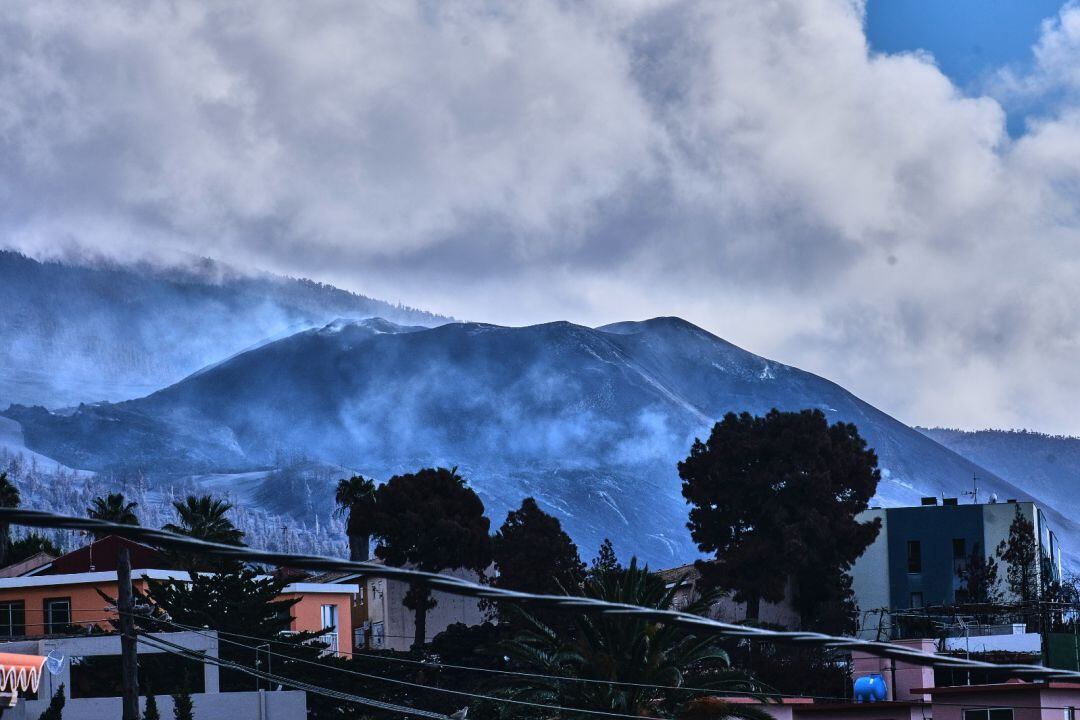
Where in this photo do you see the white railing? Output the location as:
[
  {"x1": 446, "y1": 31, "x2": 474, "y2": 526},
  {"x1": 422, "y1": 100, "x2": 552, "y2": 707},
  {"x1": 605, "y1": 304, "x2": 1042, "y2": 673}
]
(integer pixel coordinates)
[{"x1": 278, "y1": 630, "x2": 339, "y2": 656}]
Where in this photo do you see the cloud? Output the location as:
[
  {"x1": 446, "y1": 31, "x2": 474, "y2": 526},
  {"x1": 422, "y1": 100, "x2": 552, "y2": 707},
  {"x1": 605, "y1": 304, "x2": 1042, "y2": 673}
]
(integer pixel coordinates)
[{"x1": 5, "y1": 0, "x2": 1080, "y2": 433}]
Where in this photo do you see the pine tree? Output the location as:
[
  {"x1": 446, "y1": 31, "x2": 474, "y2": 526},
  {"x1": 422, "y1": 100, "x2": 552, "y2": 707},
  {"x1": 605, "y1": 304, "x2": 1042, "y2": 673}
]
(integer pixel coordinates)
[
  {"x1": 37, "y1": 683, "x2": 65, "y2": 720},
  {"x1": 956, "y1": 542, "x2": 1002, "y2": 605},
  {"x1": 171, "y1": 683, "x2": 194, "y2": 720},
  {"x1": 587, "y1": 538, "x2": 623, "y2": 582},
  {"x1": 143, "y1": 684, "x2": 161, "y2": 720},
  {"x1": 997, "y1": 505, "x2": 1038, "y2": 603}
]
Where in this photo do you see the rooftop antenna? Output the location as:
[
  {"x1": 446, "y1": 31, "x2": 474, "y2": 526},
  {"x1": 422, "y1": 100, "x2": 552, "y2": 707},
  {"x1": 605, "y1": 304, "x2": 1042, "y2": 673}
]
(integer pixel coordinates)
[{"x1": 962, "y1": 473, "x2": 979, "y2": 505}]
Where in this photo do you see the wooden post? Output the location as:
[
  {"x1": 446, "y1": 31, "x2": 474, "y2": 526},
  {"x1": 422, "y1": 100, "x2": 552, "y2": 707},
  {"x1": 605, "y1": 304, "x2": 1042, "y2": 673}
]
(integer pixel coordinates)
[{"x1": 117, "y1": 546, "x2": 140, "y2": 720}]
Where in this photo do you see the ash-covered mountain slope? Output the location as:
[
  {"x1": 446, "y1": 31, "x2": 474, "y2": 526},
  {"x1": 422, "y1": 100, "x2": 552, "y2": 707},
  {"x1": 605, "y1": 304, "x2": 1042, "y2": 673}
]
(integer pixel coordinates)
[
  {"x1": 6, "y1": 316, "x2": 1074, "y2": 566},
  {"x1": 919, "y1": 428, "x2": 1080, "y2": 531},
  {"x1": 0, "y1": 251, "x2": 449, "y2": 408}
]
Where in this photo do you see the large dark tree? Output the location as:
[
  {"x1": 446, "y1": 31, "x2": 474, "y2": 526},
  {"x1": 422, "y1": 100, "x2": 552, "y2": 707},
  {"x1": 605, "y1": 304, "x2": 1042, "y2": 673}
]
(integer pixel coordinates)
[
  {"x1": 141, "y1": 567, "x2": 320, "y2": 692},
  {"x1": 679, "y1": 409, "x2": 881, "y2": 628},
  {"x1": 0, "y1": 472, "x2": 20, "y2": 568},
  {"x1": 491, "y1": 497, "x2": 585, "y2": 629},
  {"x1": 371, "y1": 467, "x2": 491, "y2": 648},
  {"x1": 997, "y1": 505, "x2": 1038, "y2": 603},
  {"x1": 493, "y1": 497, "x2": 585, "y2": 595},
  {"x1": 334, "y1": 475, "x2": 376, "y2": 561}
]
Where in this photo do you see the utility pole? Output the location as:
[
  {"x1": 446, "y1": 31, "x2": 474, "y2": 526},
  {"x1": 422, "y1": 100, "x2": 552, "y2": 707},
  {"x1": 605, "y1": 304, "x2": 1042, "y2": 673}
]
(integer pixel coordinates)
[{"x1": 117, "y1": 546, "x2": 140, "y2": 720}]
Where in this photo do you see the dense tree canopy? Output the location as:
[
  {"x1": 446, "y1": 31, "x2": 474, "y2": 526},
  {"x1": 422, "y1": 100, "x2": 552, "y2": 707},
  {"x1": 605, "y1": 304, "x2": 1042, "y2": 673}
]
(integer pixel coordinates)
[
  {"x1": 9, "y1": 532, "x2": 61, "y2": 563},
  {"x1": 498, "y1": 558, "x2": 772, "y2": 719},
  {"x1": 493, "y1": 497, "x2": 585, "y2": 595},
  {"x1": 371, "y1": 467, "x2": 491, "y2": 648},
  {"x1": 679, "y1": 409, "x2": 881, "y2": 630}
]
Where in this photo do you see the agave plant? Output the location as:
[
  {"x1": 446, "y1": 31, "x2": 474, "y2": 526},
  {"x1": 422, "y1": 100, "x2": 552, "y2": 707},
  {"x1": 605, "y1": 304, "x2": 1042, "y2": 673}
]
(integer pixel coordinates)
[{"x1": 495, "y1": 558, "x2": 776, "y2": 719}]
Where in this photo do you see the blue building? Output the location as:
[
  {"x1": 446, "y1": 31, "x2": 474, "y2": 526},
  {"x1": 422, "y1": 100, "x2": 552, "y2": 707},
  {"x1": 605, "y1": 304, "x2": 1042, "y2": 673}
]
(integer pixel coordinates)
[{"x1": 851, "y1": 498, "x2": 1063, "y2": 638}]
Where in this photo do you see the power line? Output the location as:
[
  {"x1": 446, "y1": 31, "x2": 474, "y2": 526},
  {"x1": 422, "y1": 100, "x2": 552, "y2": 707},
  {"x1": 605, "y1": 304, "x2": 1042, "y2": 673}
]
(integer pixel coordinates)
[
  {"x1": 2, "y1": 507, "x2": 1077, "y2": 682},
  {"x1": 150, "y1": 614, "x2": 777, "y2": 699},
  {"x1": 138, "y1": 619, "x2": 1080, "y2": 713},
  {"x1": 138, "y1": 617, "x2": 694, "y2": 720},
  {"x1": 135, "y1": 632, "x2": 452, "y2": 719}
]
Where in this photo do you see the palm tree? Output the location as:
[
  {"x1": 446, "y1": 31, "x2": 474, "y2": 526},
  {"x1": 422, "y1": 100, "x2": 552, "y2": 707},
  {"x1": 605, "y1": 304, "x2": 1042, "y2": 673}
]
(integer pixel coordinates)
[
  {"x1": 164, "y1": 495, "x2": 245, "y2": 546},
  {"x1": 163, "y1": 495, "x2": 245, "y2": 572},
  {"x1": 0, "y1": 473, "x2": 19, "y2": 567},
  {"x1": 87, "y1": 493, "x2": 140, "y2": 538},
  {"x1": 333, "y1": 475, "x2": 376, "y2": 561},
  {"x1": 497, "y1": 558, "x2": 774, "y2": 719}
]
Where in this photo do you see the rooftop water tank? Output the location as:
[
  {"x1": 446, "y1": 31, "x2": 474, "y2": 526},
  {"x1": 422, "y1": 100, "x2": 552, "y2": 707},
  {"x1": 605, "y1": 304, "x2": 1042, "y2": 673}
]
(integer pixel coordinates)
[{"x1": 854, "y1": 674, "x2": 887, "y2": 703}]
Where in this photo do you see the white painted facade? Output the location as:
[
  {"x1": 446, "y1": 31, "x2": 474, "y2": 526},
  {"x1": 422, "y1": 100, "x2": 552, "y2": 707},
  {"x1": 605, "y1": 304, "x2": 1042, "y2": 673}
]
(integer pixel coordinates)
[{"x1": 0, "y1": 631, "x2": 306, "y2": 719}]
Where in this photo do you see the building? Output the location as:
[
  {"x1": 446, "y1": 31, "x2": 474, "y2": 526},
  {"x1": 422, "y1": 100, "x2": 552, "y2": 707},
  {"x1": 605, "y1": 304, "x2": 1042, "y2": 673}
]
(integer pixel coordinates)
[
  {"x1": 318, "y1": 564, "x2": 486, "y2": 651},
  {"x1": 850, "y1": 498, "x2": 1063, "y2": 640},
  {"x1": 730, "y1": 638, "x2": 1080, "y2": 720},
  {"x1": 0, "y1": 536, "x2": 358, "y2": 655},
  {"x1": 655, "y1": 563, "x2": 800, "y2": 628},
  {"x1": 0, "y1": 630, "x2": 306, "y2": 719}
]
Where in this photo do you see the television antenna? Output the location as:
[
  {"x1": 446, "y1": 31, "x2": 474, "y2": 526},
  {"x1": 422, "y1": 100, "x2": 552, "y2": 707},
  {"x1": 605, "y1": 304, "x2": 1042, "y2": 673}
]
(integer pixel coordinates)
[{"x1": 962, "y1": 473, "x2": 979, "y2": 504}]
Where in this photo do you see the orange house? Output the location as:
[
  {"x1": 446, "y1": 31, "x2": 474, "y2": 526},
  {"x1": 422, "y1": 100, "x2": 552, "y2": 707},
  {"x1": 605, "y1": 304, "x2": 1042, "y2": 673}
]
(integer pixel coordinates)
[{"x1": 0, "y1": 536, "x2": 358, "y2": 655}]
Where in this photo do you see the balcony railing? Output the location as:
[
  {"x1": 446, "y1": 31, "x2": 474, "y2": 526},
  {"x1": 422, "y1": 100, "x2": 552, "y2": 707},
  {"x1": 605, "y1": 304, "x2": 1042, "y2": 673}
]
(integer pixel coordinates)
[{"x1": 279, "y1": 630, "x2": 339, "y2": 656}]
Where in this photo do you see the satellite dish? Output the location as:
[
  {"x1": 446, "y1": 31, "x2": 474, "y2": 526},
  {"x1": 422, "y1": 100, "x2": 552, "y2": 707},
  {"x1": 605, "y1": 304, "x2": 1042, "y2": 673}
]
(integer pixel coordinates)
[
  {"x1": 990, "y1": 493, "x2": 998, "y2": 504},
  {"x1": 45, "y1": 651, "x2": 64, "y2": 675}
]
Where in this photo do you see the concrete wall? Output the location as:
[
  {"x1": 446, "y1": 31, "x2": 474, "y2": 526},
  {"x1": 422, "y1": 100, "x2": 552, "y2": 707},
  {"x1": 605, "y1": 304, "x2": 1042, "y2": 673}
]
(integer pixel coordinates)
[
  {"x1": 851, "y1": 638, "x2": 935, "y2": 702},
  {"x1": 365, "y1": 570, "x2": 486, "y2": 651},
  {"x1": 3, "y1": 690, "x2": 306, "y2": 720},
  {"x1": 0, "y1": 631, "x2": 305, "y2": 719},
  {"x1": 851, "y1": 508, "x2": 890, "y2": 639}
]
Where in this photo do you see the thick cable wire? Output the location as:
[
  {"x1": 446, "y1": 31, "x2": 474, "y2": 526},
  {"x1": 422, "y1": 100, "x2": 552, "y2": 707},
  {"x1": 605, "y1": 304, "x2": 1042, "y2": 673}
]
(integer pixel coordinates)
[
  {"x1": 151, "y1": 614, "x2": 781, "y2": 699},
  {"x1": 138, "y1": 616, "x2": 695, "y2": 719},
  {"x1": 140, "y1": 616, "x2": 1080, "y2": 712},
  {"x1": 2, "y1": 508, "x2": 1077, "y2": 682},
  {"x1": 135, "y1": 632, "x2": 451, "y2": 719}
]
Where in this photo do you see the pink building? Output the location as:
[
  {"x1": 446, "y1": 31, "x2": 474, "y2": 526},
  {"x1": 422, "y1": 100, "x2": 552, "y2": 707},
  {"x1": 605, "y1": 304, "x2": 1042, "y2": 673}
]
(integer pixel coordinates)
[{"x1": 730, "y1": 637, "x2": 1080, "y2": 720}]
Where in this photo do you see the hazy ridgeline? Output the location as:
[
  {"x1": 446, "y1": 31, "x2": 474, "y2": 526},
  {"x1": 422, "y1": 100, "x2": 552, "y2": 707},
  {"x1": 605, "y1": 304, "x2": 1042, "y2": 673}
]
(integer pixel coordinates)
[{"x1": 0, "y1": 250, "x2": 449, "y2": 409}]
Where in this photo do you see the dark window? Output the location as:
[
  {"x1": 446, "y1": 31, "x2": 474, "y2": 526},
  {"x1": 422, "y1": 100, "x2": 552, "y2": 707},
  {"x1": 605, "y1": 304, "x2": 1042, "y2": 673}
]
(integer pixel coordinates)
[
  {"x1": 910, "y1": 592, "x2": 924, "y2": 609},
  {"x1": 964, "y1": 709, "x2": 1014, "y2": 720},
  {"x1": 0, "y1": 601, "x2": 25, "y2": 637},
  {"x1": 953, "y1": 538, "x2": 966, "y2": 560},
  {"x1": 43, "y1": 597, "x2": 71, "y2": 634},
  {"x1": 907, "y1": 540, "x2": 922, "y2": 573}
]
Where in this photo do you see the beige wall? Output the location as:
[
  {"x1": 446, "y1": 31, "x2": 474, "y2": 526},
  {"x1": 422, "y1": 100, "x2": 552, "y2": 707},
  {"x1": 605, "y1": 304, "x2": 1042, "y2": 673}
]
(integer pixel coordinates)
[{"x1": 364, "y1": 569, "x2": 486, "y2": 651}]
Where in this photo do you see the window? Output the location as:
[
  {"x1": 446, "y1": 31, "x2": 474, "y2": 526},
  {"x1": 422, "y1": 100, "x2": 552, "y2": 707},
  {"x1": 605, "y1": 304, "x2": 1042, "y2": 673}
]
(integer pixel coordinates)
[
  {"x1": 370, "y1": 621, "x2": 385, "y2": 649},
  {"x1": 910, "y1": 592, "x2": 924, "y2": 609},
  {"x1": 953, "y1": 538, "x2": 966, "y2": 560},
  {"x1": 907, "y1": 540, "x2": 922, "y2": 573},
  {"x1": 963, "y1": 709, "x2": 1013, "y2": 720},
  {"x1": 321, "y1": 604, "x2": 339, "y2": 632},
  {"x1": 0, "y1": 601, "x2": 25, "y2": 637},
  {"x1": 44, "y1": 597, "x2": 71, "y2": 634}
]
